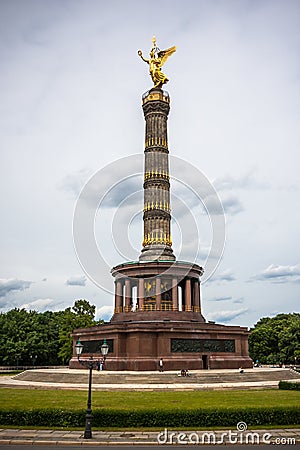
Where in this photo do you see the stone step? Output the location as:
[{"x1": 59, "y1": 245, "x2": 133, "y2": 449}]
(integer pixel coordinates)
[{"x1": 14, "y1": 368, "x2": 300, "y2": 385}]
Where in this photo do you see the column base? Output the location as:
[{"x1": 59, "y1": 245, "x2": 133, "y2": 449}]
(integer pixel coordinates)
[{"x1": 139, "y1": 244, "x2": 176, "y2": 262}]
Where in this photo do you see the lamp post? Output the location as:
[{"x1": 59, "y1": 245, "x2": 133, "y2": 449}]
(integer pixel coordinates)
[
  {"x1": 75, "y1": 338, "x2": 109, "y2": 439},
  {"x1": 30, "y1": 354, "x2": 37, "y2": 367}
]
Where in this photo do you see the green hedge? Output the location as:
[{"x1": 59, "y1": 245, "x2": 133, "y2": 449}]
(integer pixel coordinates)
[
  {"x1": 0, "y1": 407, "x2": 299, "y2": 428},
  {"x1": 279, "y1": 381, "x2": 300, "y2": 391},
  {"x1": 0, "y1": 409, "x2": 85, "y2": 427}
]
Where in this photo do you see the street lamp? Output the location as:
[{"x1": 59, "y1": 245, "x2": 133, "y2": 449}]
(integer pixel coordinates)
[
  {"x1": 75, "y1": 338, "x2": 109, "y2": 439},
  {"x1": 30, "y1": 354, "x2": 37, "y2": 367},
  {"x1": 100, "y1": 339, "x2": 109, "y2": 369}
]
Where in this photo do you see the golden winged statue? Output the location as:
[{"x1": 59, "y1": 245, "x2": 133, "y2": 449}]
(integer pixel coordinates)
[{"x1": 138, "y1": 36, "x2": 176, "y2": 88}]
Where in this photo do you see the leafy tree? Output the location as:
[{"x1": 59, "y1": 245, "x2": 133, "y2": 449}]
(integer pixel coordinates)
[
  {"x1": 72, "y1": 299, "x2": 96, "y2": 318},
  {"x1": 249, "y1": 313, "x2": 300, "y2": 365},
  {"x1": 58, "y1": 299, "x2": 101, "y2": 364},
  {"x1": 0, "y1": 300, "x2": 103, "y2": 366}
]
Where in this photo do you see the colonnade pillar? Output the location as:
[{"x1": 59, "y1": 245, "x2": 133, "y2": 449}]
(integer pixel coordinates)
[
  {"x1": 113, "y1": 274, "x2": 202, "y2": 315},
  {"x1": 172, "y1": 277, "x2": 178, "y2": 311},
  {"x1": 114, "y1": 278, "x2": 134, "y2": 313},
  {"x1": 138, "y1": 278, "x2": 144, "y2": 311},
  {"x1": 124, "y1": 279, "x2": 132, "y2": 312},
  {"x1": 193, "y1": 280, "x2": 201, "y2": 312},
  {"x1": 115, "y1": 280, "x2": 123, "y2": 313},
  {"x1": 185, "y1": 278, "x2": 192, "y2": 312}
]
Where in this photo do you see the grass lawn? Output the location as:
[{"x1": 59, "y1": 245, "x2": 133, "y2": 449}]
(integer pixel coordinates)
[
  {"x1": 0, "y1": 388, "x2": 299, "y2": 411},
  {"x1": 0, "y1": 371, "x2": 22, "y2": 376}
]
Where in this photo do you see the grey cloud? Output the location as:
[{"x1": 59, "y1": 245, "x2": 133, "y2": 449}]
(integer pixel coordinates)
[
  {"x1": 221, "y1": 194, "x2": 244, "y2": 215},
  {"x1": 0, "y1": 278, "x2": 32, "y2": 297},
  {"x1": 213, "y1": 172, "x2": 269, "y2": 192},
  {"x1": 207, "y1": 269, "x2": 236, "y2": 283},
  {"x1": 66, "y1": 276, "x2": 86, "y2": 286},
  {"x1": 1, "y1": 295, "x2": 66, "y2": 313},
  {"x1": 172, "y1": 179, "x2": 211, "y2": 212},
  {"x1": 171, "y1": 195, "x2": 206, "y2": 221},
  {"x1": 0, "y1": 298, "x2": 12, "y2": 309},
  {"x1": 61, "y1": 168, "x2": 93, "y2": 198},
  {"x1": 206, "y1": 308, "x2": 248, "y2": 323},
  {"x1": 19, "y1": 298, "x2": 58, "y2": 312},
  {"x1": 208, "y1": 296, "x2": 232, "y2": 302},
  {"x1": 199, "y1": 194, "x2": 222, "y2": 216},
  {"x1": 172, "y1": 177, "x2": 225, "y2": 218},
  {"x1": 233, "y1": 297, "x2": 244, "y2": 304},
  {"x1": 251, "y1": 264, "x2": 300, "y2": 283},
  {"x1": 62, "y1": 168, "x2": 143, "y2": 209},
  {"x1": 102, "y1": 177, "x2": 143, "y2": 209},
  {"x1": 207, "y1": 296, "x2": 244, "y2": 303},
  {"x1": 201, "y1": 192, "x2": 243, "y2": 216}
]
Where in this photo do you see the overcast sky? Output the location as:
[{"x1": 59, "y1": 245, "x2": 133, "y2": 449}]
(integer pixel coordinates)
[{"x1": 0, "y1": 0, "x2": 299, "y2": 328}]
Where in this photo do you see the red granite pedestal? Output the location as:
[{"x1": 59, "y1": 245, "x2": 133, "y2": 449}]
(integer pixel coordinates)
[{"x1": 69, "y1": 316, "x2": 252, "y2": 370}]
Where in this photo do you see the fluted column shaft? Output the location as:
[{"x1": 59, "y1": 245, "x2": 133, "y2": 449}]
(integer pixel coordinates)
[
  {"x1": 185, "y1": 278, "x2": 192, "y2": 312},
  {"x1": 125, "y1": 279, "x2": 132, "y2": 312},
  {"x1": 193, "y1": 280, "x2": 201, "y2": 312},
  {"x1": 115, "y1": 280, "x2": 123, "y2": 313},
  {"x1": 139, "y1": 88, "x2": 175, "y2": 262},
  {"x1": 172, "y1": 277, "x2": 178, "y2": 311}
]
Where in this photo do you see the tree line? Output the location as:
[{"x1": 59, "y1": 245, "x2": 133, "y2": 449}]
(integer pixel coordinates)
[
  {"x1": 249, "y1": 312, "x2": 300, "y2": 365},
  {"x1": 0, "y1": 299, "x2": 103, "y2": 366},
  {"x1": 0, "y1": 301, "x2": 299, "y2": 367}
]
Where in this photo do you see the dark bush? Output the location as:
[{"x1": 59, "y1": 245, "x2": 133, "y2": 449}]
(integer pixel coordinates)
[
  {"x1": 279, "y1": 381, "x2": 300, "y2": 391},
  {"x1": 0, "y1": 407, "x2": 299, "y2": 428}
]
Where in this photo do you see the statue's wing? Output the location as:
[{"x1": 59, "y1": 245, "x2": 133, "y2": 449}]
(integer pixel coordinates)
[{"x1": 158, "y1": 46, "x2": 176, "y2": 66}]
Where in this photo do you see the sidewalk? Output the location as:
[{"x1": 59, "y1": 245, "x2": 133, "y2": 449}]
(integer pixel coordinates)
[{"x1": 0, "y1": 428, "x2": 299, "y2": 446}]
